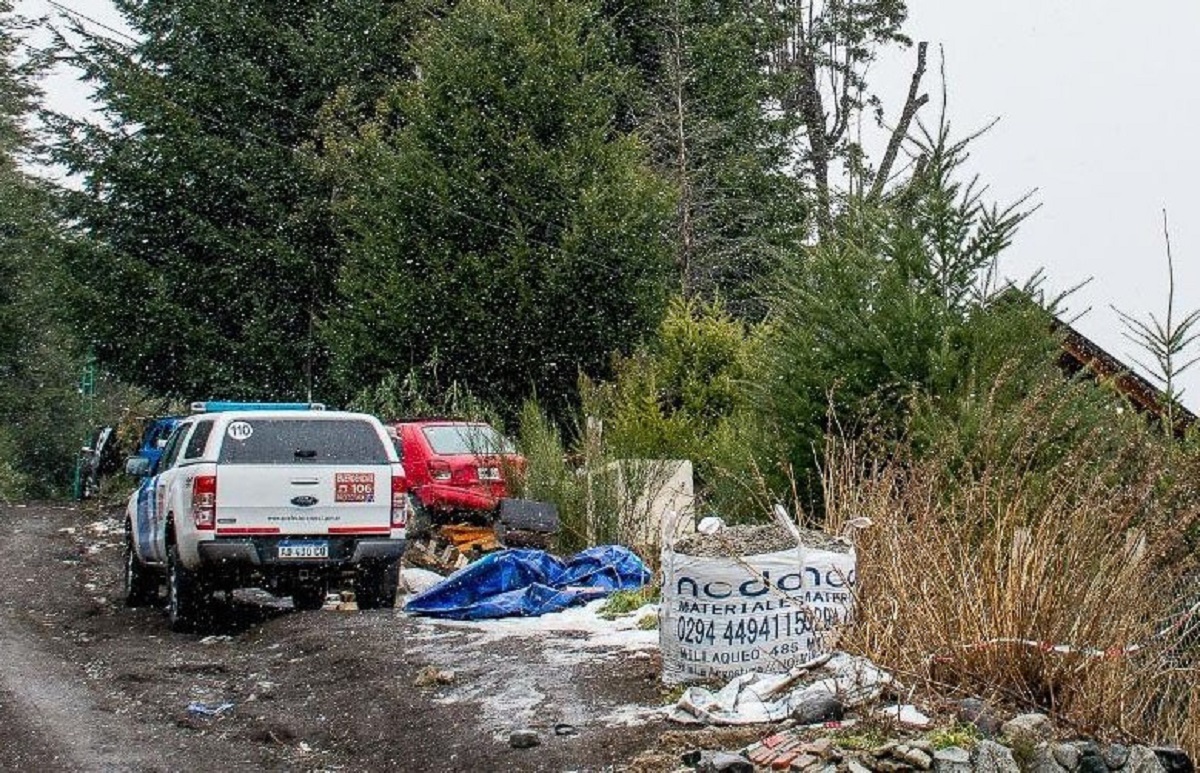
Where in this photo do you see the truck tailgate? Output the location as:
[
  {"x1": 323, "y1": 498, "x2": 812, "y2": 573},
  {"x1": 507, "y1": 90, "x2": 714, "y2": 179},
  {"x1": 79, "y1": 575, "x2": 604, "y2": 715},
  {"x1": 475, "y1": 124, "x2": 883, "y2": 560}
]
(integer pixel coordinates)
[{"x1": 214, "y1": 464, "x2": 393, "y2": 536}]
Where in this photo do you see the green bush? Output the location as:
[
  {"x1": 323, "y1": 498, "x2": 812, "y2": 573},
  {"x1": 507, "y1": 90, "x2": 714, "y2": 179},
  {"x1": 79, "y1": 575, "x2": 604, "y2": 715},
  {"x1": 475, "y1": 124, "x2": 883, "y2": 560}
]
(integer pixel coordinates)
[
  {"x1": 348, "y1": 367, "x2": 501, "y2": 427},
  {"x1": 0, "y1": 429, "x2": 30, "y2": 502},
  {"x1": 580, "y1": 297, "x2": 776, "y2": 522}
]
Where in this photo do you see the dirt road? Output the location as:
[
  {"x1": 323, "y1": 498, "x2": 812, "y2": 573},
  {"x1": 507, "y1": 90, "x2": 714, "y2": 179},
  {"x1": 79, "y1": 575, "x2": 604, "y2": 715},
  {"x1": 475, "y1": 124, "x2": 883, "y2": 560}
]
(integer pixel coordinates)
[{"x1": 0, "y1": 503, "x2": 671, "y2": 772}]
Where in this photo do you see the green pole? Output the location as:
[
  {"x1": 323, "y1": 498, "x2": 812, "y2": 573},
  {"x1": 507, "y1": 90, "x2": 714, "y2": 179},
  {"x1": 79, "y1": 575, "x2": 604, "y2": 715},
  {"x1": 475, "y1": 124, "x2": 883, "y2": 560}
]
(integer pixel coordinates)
[{"x1": 73, "y1": 351, "x2": 97, "y2": 500}]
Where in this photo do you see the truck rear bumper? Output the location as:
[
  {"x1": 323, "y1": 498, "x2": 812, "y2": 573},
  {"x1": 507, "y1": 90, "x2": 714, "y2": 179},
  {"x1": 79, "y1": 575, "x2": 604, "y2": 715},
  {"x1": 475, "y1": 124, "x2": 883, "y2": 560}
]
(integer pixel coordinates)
[{"x1": 198, "y1": 537, "x2": 406, "y2": 567}]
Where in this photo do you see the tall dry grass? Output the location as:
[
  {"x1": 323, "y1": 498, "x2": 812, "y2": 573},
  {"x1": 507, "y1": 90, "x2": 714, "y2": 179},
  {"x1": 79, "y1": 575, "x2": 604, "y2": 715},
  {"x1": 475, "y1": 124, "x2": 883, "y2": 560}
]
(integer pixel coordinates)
[{"x1": 825, "y1": 377, "x2": 1200, "y2": 754}]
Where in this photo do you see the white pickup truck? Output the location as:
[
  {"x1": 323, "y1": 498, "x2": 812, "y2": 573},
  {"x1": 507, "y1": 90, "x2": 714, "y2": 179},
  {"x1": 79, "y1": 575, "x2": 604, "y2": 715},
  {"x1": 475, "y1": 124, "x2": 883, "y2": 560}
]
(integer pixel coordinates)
[{"x1": 122, "y1": 402, "x2": 409, "y2": 631}]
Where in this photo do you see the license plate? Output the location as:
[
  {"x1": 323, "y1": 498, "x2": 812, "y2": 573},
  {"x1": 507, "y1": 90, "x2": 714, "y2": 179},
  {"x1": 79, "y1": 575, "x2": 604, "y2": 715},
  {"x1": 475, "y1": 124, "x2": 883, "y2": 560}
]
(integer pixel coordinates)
[
  {"x1": 278, "y1": 541, "x2": 328, "y2": 559},
  {"x1": 478, "y1": 467, "x2": 501, "y2": 481}
]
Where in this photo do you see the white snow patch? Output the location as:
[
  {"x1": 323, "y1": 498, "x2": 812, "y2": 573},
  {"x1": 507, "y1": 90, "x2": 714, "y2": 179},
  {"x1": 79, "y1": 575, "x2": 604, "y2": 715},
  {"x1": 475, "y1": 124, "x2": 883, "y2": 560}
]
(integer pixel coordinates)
[
  {"x1": 405, "y1": 600, "x2": 662, "y2": 735},
  {"x1": 407, "y1": 600, "x2": 659, "y2": 652}
]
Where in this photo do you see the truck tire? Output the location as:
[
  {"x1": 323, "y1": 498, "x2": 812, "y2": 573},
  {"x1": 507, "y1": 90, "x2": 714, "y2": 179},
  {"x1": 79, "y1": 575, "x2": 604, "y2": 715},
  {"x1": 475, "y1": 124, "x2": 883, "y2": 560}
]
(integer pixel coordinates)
[
  {"x1": 123, "y1": 528, "x2": 158, "y2": 607},
  {"x1": 292, "y1": 585, "x2": 326, "y2": 611},
  {"x1": 355, "y1": 560, "x2": 399, "y2": 610},
  {"x1": 166, "y1": 543, "x2": 202, "y2": 632}
]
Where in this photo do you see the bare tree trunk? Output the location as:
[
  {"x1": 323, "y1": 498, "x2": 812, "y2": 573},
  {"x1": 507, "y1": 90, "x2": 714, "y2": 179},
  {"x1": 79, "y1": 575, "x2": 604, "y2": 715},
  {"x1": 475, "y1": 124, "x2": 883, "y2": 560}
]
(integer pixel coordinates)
[
  {"x1": 668, "y1": 0, "x2": 694, "y2": 294},
  {"x1": 871, "y1": 42, "x2": 929, "y2": 200},
  {"x1": 797, "y1": 48, "x2": 833, "y2": 237}
]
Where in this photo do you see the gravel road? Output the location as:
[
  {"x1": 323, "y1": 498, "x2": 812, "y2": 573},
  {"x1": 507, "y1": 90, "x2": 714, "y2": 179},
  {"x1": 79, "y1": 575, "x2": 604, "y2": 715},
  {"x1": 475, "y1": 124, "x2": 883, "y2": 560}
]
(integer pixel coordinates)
[{"x1": 0, "y1": 503, "x2": 672, "y2": 772}]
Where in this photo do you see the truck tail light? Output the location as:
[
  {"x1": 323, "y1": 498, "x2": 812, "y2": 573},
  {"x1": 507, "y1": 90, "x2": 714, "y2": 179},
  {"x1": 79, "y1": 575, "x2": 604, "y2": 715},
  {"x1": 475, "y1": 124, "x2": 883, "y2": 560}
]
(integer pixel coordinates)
[
  {"x1": 192, "y1": 474, "x2": 217, "y2": 530},
  {"x1": 391, "y1": 475, "x2": 409, "y2": 528},
  {"x1": 428, "y1": 460, "x2": 451, "y2": 482}
]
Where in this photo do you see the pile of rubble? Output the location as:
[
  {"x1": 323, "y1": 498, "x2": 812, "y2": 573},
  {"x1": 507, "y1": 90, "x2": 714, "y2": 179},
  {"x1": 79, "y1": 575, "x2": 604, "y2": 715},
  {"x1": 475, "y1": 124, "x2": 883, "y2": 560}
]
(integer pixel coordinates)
[
  {"x1": 673, "y1": 523, "x2": 852, "y2": 558},
  {"x1": 645, "y1": 710, "x2": 1194, "y2": 773},
  {"x1": 723, "y1": 717, "x2": 1192, "y2": 773},
  {"x1": 648, "y1": 654, "x2": 1195, "y2": 773}
]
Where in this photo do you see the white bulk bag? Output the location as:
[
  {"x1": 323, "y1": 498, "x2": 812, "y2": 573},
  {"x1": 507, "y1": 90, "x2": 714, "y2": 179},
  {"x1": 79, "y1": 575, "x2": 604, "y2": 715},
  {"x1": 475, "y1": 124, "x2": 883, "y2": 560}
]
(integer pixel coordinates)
[{"x1": 659, "y1": 542, "x2": 856, "y2": 684}]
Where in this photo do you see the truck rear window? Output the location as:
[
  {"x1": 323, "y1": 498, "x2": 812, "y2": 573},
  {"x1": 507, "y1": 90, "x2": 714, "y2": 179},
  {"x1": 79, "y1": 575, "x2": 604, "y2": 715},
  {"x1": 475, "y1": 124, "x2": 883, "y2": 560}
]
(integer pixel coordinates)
[{"x1": 217, "y1": 419, "x2": 389, "y2": 465}]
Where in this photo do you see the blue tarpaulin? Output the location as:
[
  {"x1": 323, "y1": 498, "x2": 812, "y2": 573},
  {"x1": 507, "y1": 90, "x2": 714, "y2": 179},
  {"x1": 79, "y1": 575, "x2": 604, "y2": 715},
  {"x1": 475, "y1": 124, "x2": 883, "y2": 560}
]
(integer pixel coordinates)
[{"x1": 404, "y1": 546, "x2": 652, "y2": 620}]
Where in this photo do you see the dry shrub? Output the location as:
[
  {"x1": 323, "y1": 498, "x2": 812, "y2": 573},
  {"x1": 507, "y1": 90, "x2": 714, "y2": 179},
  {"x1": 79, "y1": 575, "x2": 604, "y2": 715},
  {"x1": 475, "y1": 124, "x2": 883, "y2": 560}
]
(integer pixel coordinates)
[{"x1": 827, "y1": 376, "x2": 1200, "y2": 754}]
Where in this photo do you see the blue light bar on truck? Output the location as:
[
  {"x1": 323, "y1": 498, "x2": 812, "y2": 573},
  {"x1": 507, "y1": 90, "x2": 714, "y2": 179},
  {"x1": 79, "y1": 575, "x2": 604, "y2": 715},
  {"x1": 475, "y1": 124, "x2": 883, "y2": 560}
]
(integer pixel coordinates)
[{"x1": 190, "y1": 401, "x2": 326, "y2": 413}]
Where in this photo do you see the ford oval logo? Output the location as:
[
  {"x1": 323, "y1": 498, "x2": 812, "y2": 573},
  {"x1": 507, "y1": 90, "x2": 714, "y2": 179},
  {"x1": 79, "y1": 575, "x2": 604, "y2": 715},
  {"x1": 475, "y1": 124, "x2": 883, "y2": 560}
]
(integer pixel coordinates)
[{"x1": 291, "y1": 495, "x2": 318, "y2": 507}]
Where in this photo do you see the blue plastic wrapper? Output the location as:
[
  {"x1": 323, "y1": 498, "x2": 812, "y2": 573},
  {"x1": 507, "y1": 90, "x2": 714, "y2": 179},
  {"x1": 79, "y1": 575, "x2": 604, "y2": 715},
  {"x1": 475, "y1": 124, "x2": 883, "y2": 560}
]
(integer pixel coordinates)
[{"x1": 404, "y1": 546, "x2": 652, "y2": 620}]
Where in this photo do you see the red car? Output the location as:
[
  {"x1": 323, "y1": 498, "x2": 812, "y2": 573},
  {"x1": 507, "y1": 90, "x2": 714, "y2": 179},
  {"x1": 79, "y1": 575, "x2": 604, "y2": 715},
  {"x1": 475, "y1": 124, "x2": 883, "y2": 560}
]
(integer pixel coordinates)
[
  {"x1": 387, "y1": 420, "x2": 558, "y2": 549},
  {"x1": 389, "y1": 420, "x2": 524, "y2": 518}
]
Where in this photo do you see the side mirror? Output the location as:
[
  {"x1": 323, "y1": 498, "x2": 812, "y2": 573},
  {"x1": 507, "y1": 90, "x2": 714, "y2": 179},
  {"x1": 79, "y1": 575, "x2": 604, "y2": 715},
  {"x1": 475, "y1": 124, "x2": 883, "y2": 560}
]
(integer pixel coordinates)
[{"x1": 125, "y1": 456, "x2": 152, "y2": 478}]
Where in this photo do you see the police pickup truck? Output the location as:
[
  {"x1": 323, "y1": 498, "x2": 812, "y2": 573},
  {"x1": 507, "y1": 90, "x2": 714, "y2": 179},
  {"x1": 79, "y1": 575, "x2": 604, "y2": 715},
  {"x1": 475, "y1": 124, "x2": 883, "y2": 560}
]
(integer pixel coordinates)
[{"x1": 122, "y1": 402, "x2": 409, "y2": 631}]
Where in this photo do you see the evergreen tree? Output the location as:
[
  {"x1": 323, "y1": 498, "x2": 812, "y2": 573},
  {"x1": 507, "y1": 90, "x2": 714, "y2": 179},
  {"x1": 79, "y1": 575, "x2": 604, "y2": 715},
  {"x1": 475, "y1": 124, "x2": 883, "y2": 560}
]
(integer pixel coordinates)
[
  {"x1": 0, "y1": 2, "x2": 85, "y2": 496},
  {"x1": 600, "y1": 0, "x2": 913, "y2": 313},
  {"x1": 642, "y1": 0, "x2": 805, "y2": 317},
  {"x1": 321, "y1": 0, "x2": 674, "y2": 413},
  {"x1": 759, "y1": 126, "x2": 1037, "y2": 503},
  {"x1": 48, "y1": 1, "x2": 433, "y2": 400}
]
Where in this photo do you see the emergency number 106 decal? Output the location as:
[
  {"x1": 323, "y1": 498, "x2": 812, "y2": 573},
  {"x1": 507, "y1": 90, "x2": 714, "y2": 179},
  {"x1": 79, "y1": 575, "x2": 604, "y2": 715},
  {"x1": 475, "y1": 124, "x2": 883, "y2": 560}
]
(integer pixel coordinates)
[{"x1": 335, "y1": 473, "x2": 375, "y2": 502}]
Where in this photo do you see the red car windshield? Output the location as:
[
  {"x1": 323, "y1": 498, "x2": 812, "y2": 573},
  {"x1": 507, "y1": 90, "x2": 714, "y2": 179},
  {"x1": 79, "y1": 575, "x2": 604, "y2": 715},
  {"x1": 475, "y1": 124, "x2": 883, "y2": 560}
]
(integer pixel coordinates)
[{"x1": 421, "y1": 425, "x2": 516, "y2": 456}]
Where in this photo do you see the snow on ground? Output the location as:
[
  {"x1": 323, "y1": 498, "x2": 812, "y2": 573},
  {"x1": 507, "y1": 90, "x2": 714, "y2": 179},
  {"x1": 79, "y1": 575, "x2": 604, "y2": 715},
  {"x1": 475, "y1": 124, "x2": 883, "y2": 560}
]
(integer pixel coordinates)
[
  {"x1": 406, "y1": 598, "x2": 660, "y2": 650},
  {"x1": 402, "y1": 598, "x2": 665, "y2": 736}
]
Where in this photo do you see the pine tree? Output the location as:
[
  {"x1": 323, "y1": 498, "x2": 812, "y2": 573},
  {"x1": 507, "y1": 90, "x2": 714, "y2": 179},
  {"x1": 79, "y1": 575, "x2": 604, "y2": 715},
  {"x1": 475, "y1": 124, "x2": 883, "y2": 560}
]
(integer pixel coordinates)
[
  {"x1": 321, "y1": 0, "x2": 674, "y2": 413},
  {"x1": 624, "y1": 0, "x2": 806, "y2": 316},
  {"x1": 0, "y1": 2, "x2": 86, "y2": 496},
  {"x1": 48, "y1": 0, "x2": 434, "y2": 400}
]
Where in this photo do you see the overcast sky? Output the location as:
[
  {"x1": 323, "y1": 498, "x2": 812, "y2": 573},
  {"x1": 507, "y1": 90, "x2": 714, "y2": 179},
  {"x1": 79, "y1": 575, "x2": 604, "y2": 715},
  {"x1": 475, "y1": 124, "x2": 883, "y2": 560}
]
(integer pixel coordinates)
[
  {"x1": 868, "y1": 1, "x2": 1200, "y2": 409},
  {"x1": 16, "y1": 0, "x2": 1200, "y2": 408}
]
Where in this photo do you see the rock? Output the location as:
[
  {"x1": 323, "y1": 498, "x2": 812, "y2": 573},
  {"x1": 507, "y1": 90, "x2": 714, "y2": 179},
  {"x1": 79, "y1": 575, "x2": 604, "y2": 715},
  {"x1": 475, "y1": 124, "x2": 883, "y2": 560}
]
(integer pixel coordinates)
[
  {"x1": 792, "y1": 691, "x2": 844, "y2": 724},
  {"x1": 553, "y1": 723, "x2": 576, "y2": 736},
  {"x1": 509, "y1": 729, "x2": 540, "y2": 749},
  {"x1": 695, "y1": 751, "x2": 753, "y2": 773},
  {"x1": 1127, "y1": 747, "x2": 1168, "y2": 773},
  {"x1": 854, "y1": 757, "x2": 881, "y2": 773},
  {"x1": 876, "y1": 760, "x2": 913, "y2": 773},
  {"x1": 1152, "y1": 748, "x2": 1196, "y2": 773},
  {"x1": 933, "y1": 747, "x2": 972, "y2": 773},
  {"x1": 875, "y1": 705, "x2": 932, "y2": 729},
  {"x1": 1076, "y1": 743, "x2": 1108, "y2": 773},
  {"x1": 957, "y1": 698, "x2": 1002, "y2": 737},
  {"x1": 1029, "y1": 743, "x2": 1068, "y2": 773},
  {"x1": 895, "y1": 747, "x2": 932, "y2": 770},
  {"x1": 911, "y1": 740, "x2": 935, "y2": 754},
  {"x1": 1002, "y1": 713, "x2": 1054, "y2": 743},
  {"x1": 874, "y1": 743, "x2": 900, "y2": 758},
  {"x1": 413, "y1": 666, "x2": 455, "y2": 687},
  {"x1": 785, "y1": 753, "x2": 819, "y2": 770},
  {"x1": 1102, "y1": 744, "x2": 1129, "y2": 769},
  {"x1": 1054, "y1": 743, "x2": 1081, "y2": 771},
  {"x1": 803, "y1": 738, "x2": 839, "y2": 759},
  {"x1": 847, "y1": 758, "x2": 874, "y2": 773},
  {"x1": 974, "y1": 740, "x2": 1021, "y2": 773}
]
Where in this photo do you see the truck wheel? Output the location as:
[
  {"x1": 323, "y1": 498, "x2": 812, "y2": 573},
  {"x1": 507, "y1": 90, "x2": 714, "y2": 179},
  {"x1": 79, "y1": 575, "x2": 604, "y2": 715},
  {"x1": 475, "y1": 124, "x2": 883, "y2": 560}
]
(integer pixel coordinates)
[
  {"x1": 123, "y1": 529, "x2": 158, "y2": 607},
  {"x1": 355, "y1": 561, "x2": 399, "y2": 610},
  {"x1": 292, "y1": 585, "x2": 326, "y2": 611},
  {"x1": 166, "y1": 543, "x2": 202, "y2": 632}
]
